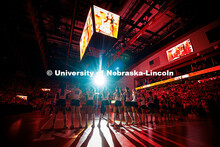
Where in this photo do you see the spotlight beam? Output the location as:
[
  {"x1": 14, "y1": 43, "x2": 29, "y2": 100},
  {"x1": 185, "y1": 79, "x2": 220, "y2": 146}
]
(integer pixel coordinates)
[{"x1": 93, "y1": 72, "x2": 106, "y2": 86}]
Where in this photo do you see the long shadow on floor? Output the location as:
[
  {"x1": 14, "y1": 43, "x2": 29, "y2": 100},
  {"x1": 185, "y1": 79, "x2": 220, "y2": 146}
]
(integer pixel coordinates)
[
  {"x1": 98, "y1": 127, "x2": 110, "y2": 147},
  {"x1": 108, "y1": 127, "x2": 122, "y2": 147},
  {"x1": 80, "y1": 128, "x2": 94, "y2": 147},
  {"x1": 122, "y1": 126, "x2": 155, "y2": 147},
  {"x1": 70, "y1": 129, "x2": 86, "y2": 147},
  {"x1": 130, "y1": 126, "x2": 177, "y2": 146},
  {"x1": 111, "y1": 126, "x2": 145, "y2": 147}
]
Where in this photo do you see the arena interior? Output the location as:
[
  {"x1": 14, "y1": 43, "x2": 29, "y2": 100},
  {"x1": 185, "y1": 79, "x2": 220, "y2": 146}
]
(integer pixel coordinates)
[{"x1": 1, "y1": 0, "x2": 220, "y2": 147}]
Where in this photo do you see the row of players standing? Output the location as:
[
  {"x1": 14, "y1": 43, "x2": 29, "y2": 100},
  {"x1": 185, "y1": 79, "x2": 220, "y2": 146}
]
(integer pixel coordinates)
[
  {"x1": 52, "y1": 83, "x2": 107, "y2": 129},
  {"x1": 52, "y1": 83, "x2": 176, "y2": 129}
]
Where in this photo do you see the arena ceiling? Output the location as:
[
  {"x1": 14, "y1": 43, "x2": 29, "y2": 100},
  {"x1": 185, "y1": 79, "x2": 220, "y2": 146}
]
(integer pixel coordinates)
[{"x1": 1, "y1": 0, "x2": 219, "y2": 79}]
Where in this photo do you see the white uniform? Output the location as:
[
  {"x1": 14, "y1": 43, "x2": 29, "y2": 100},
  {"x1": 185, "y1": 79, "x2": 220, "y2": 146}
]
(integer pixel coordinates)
[
  {"x1": 86, "y1": 91, "x2": 95, "y2": 100},
  {"x1": 70, "y1": 88, "x2": 82, "y2": 100},
  {"x1": 102, "y1": 91, "x2": 109, "y2": 100},
  {"x1": 131, "y1": 92, "x2": 138, "y2": 102},
  {"x1": 113, "y1": 92, "x2": 122, "y2": 101}
]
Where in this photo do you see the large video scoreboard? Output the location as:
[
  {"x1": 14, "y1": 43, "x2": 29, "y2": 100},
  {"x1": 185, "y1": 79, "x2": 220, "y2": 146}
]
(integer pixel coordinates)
[{"x1": 80, "y1": 5, "x2": 120, "y2": 60}]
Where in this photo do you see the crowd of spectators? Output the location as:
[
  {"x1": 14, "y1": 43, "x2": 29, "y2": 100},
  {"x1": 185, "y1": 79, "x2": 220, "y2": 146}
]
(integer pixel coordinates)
[
  {"x1": 138, "y1": 76, "x2": 220, "y2": 120},
  {"x1": 0, "y1": 84, "x2": 46, "y2": 113},
  {"x1": 137, "y1": 57, "x2": 219, "y2": 87}
]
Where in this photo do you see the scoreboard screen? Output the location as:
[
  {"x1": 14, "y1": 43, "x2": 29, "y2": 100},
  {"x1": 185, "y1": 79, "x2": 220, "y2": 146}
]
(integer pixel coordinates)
[
  {"x1": 93, "y1": 5, "x2": 120, "y2": 39},
  {"x1": 80, "y1": 8, "x2": 94, "y2": 60},
  {"x1": 166, "y1": 39, "x2": 193, "y2": 62}
]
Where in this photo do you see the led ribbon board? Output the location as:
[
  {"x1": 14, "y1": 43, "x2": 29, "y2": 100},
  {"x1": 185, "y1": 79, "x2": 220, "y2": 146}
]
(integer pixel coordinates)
[
  {"x1": 41, "y1": 88, "x2": 51, "y2": 92},
  {"x1": 135, "y1": 65, "x2": 220, "y2": 90},
  {"x1": 93, "y1": 5, "x2": 120, "y2": 38},
  {"x1": 16, "y1": 95, "x2": 28, "y2": 100},
  {"x1": 166, "y1": 39, "x2": 193, "y2": 62},
  {"x1": 80, "y1": 8, "x2": 94, "y2": 60}
]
